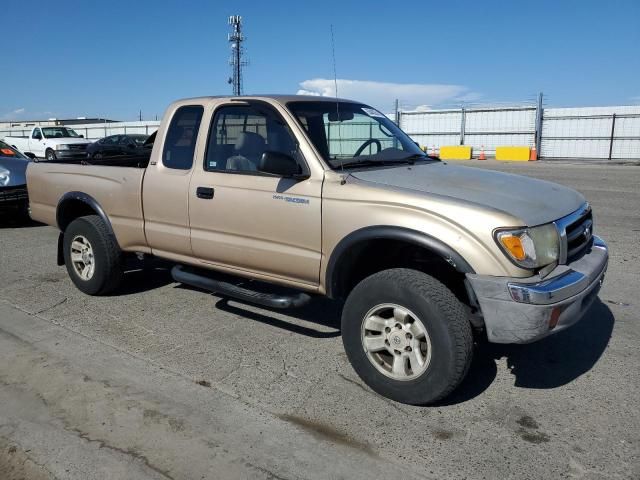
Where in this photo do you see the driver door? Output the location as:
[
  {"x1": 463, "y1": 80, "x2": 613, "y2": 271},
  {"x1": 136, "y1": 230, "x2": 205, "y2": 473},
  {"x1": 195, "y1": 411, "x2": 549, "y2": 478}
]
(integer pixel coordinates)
[
  {"x1": 31, "y1": 128, "x2": 45, "y2": 157},
  {"x1": 188, "y1": 102, "x2": 322, "y2": 287}
]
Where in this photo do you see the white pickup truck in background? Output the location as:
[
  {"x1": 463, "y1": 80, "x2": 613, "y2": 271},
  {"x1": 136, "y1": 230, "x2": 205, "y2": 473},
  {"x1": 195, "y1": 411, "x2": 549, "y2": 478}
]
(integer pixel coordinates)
[{"x1": 3, "y1": 126, "x2": 92, "y2": 161}]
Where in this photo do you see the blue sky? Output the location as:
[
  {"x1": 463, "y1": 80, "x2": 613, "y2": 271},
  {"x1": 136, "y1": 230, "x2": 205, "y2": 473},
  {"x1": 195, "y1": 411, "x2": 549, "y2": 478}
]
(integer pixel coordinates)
[{"x1": 3, "y1": 0, "x2": 639, "y2": 120}]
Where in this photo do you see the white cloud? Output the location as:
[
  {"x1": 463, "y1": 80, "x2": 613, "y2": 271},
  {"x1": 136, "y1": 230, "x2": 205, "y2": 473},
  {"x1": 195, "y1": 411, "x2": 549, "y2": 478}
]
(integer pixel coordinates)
[
  {"x1": 0, "y1": 108, "x2": 27, "y2": 120},
  {"x1": 297, "y1": 78, "x2": 478, "y2": 111}
]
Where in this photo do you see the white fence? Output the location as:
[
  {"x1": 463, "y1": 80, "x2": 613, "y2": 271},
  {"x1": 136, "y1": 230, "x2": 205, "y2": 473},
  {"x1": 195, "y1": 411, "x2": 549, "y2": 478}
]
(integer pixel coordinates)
[
  {"x1": 399, "y1": 105, "x2": 640, "y2": 160},
  {"x1": 541, "y1": 106, "x2": 640, "y2": 159},
  {"x1": 401, "y1": 107, "x2": 537, "y2": 156}
]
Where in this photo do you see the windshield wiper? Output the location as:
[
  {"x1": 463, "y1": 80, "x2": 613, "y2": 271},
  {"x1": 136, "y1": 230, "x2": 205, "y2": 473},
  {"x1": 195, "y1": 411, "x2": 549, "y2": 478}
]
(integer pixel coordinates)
[{"x1": 333, "y1": 152, "x2": 431, "y2": 169}]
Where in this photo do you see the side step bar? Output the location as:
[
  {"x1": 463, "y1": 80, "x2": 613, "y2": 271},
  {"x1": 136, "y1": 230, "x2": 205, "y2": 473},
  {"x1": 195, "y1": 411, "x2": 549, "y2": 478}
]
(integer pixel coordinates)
[{"x1": 171, "y1": 265, "x2": 312, "y2": 309}]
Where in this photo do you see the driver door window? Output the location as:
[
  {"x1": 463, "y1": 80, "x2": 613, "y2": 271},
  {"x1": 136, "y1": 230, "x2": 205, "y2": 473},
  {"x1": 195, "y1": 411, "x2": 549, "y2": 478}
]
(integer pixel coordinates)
[
  {"x1": 32, "y1": 129, "x2": 42, "y2": 140},
  {"x1": 205, "y1": 105, "x2": 301, "y2": 174}
]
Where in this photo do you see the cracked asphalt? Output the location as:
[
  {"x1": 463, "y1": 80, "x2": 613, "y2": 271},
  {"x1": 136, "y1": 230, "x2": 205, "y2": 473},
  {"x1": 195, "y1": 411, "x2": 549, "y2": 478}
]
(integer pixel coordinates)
[{"x1": 0, "y1": 160, "x2": 639, "y2": 479}]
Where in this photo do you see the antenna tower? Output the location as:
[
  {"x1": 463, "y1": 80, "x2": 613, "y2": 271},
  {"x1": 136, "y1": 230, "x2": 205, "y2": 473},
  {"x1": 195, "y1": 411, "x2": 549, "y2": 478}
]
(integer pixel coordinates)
[{"x1": 227, "y1": 15, "x2": 247, "y2": 96}]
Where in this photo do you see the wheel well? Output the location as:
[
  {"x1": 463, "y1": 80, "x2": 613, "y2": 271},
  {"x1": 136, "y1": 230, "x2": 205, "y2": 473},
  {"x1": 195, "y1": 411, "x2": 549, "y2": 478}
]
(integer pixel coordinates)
[
  {"x1": 57, "y1": 199, "x2": 99, "y2": 231},
  {"x1": 330, "y1": 239, "x2": 471, "y2": 306}
]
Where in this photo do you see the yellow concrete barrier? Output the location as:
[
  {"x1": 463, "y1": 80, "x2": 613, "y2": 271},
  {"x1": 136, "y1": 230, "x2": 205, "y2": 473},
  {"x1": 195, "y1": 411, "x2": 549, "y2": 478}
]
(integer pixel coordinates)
[
  {"x1": 439, "y1": 146, "x2": 472, "y2": 160},
  {"x1": 495, "y1": 146, "x2": 530, "y2": 161}
]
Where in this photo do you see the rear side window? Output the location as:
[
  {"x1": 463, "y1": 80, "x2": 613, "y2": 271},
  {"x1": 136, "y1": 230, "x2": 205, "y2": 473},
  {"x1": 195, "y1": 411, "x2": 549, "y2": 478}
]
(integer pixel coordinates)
[{"x1": 163, "y1": 105, "x2": 204, "y2": 170}]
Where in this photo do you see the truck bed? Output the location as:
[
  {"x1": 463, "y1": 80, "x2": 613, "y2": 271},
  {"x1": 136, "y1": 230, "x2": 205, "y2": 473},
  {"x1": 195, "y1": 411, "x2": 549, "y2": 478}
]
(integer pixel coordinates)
[
  {"x1": 43, "y1": 153, "x2": 151, "y2": 169},
  {"x1": 27, "y1": 157, "x2": 149, "y2": 252}
]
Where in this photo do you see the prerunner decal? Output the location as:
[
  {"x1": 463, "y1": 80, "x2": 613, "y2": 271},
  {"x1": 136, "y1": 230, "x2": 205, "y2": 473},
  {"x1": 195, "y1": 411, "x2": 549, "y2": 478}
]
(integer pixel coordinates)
[{"x1": 273, "y1": 194, "x2": 310, "y2": 205}]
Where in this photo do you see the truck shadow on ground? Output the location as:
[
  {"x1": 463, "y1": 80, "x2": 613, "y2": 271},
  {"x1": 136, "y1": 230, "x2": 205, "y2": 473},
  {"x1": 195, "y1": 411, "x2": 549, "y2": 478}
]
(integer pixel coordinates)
[
  {"x1": 113, "y1": 266, "x2": 175, "y2": 295},
  {"x1": 106, "y1": 257, "x2": 176, "y2": 296},
  {"x1": 213, "y1": 297, "x2": 342, "y2": 339},
  {"x1": 0, "y1": 215, "x2": 44, "y2": 229},
  {"x1": 439, "y1": 299, "x2": 615, "y2": 406}
]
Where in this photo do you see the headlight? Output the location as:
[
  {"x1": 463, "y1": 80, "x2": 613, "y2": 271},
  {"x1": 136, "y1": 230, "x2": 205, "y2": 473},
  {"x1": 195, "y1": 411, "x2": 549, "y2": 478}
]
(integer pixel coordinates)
[
  {"x1": 494, "y1": 223, "x2": 559, "y2": 269},
  {"x1": 0, "y1": 167, "x2": 9, "y2": 186},
  {"x1": 56, "y1": 144, "x2": 69, "y2": 150}
]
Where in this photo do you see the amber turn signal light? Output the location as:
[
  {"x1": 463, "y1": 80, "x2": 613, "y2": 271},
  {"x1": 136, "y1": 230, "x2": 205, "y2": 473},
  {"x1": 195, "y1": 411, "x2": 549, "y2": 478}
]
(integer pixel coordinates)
[{"x1": 499, "y1": 235, "x2": 526, "y2": 261}]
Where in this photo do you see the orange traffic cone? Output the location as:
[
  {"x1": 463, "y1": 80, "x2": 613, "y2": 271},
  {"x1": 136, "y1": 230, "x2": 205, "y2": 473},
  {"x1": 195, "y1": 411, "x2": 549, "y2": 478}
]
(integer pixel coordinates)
[
  {"x1": 529, "y1": 145, "x2": 537, "y2": 161},
  {"x1": 478, "y1": 145, "x2": 486, "y2": 160}
]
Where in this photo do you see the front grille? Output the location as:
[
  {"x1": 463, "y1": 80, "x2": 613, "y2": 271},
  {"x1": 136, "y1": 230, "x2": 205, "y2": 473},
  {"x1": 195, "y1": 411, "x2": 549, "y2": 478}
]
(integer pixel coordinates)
[
  {"x1": 562, "y1": 207, "x2": 593, "y2": 263},
  {"x1": 68, "y1": 144, "x2": 87, "y2": 151},
  {"x1": 0, "y1": 186, "x2": 28, "y2": 203}
]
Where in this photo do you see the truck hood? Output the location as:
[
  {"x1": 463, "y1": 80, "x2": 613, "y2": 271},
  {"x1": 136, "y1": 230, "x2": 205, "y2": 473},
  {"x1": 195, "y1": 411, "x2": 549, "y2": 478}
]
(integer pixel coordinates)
[
  {"x1": 350, "y1": 162, "x2": 585, "y2": 226},
  {"x1": 45, "y1": 138, "x2": 92, "y2": 145}
]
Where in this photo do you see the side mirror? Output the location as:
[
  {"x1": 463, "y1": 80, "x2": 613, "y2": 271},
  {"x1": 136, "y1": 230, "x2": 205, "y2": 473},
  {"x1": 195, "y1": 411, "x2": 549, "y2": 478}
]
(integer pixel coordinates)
[
  {"x1": 259, "y1": 151, "x2": 307, "y2": 179},
  {"x1": 79, "y1": 134, "x2": 84, "y2": 138}
]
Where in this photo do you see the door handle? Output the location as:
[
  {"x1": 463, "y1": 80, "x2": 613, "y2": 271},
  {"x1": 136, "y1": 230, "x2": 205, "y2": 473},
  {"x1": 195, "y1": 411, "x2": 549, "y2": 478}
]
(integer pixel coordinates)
[{"x1": 196, "y1": 186, "x2": 214, "y2": 199}]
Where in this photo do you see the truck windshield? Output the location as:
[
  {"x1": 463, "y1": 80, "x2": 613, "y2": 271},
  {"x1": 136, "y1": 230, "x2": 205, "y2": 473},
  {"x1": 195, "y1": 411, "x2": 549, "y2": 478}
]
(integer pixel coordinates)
[
  {"x1": 287, "y1": 101, "x2": 428, "y2": 169},
  {"x1": 42, "y1": 127, "x2": 81, "y2": 139}
]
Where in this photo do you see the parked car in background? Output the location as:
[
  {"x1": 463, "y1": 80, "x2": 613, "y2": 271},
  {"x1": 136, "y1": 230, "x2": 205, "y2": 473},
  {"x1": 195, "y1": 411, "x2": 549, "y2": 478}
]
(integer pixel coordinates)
[
  {"x1": 86, "y1": 134, "x2": 150, "y2": 158},
  {"x1": 2, "y1": 126, "x2": 92, "y2": 161},
  {"x1": 0, "y1": 140, "x2": 30, "y2": 217}
]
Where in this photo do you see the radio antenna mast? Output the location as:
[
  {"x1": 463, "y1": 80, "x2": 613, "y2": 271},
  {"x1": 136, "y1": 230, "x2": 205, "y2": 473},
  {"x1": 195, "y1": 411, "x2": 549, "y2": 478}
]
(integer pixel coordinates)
[
  {"x1": 228, "y1": 15, "x2": 247, "y2": 96},
  {"x1": 331, "y1": 24, "x2": 339, "y2": 104},
  {"x1": 330, "y1": 24, "x2": 344, "y2": 173}
]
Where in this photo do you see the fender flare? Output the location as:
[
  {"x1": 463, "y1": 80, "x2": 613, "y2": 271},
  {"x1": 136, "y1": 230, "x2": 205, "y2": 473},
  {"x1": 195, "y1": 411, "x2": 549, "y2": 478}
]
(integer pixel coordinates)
[
  {"x1": 325, "y1": 225, "x2": 475, "y2": 298},
  {"x1": 55, "y1": 192, "x2": 118, "y2": 265}
]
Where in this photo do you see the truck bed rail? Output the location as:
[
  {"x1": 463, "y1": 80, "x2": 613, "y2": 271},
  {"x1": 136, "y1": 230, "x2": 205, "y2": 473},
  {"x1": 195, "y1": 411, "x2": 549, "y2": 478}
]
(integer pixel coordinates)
[{"x1": 39, "y1": 153, "x2": 151, "y2": 169}]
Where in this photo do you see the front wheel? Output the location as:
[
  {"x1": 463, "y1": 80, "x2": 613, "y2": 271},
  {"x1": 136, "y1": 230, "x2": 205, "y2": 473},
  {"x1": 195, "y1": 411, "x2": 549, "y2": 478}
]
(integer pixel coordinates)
[
  {"x1": 63, "y1": 215, "x2": 123, "y2": 295},
  {"x1": 45, "y1": 149, "x2": 56, "y2": 161},
  {"x1": 341, "y1": 268, "x2": 473, "y2": 405}
]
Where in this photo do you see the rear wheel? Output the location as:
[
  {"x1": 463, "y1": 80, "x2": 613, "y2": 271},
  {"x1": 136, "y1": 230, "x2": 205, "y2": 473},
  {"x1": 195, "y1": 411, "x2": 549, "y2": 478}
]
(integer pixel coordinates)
[
  {"x1": 63, "y1": 215, "x2": 123, "y2": 295},
  {"x1": 341, "y1": 268, "x2": 473, "y2": 405},
  {"x1": 45, "y1": 149, "x2": 56, "y2": 161}
]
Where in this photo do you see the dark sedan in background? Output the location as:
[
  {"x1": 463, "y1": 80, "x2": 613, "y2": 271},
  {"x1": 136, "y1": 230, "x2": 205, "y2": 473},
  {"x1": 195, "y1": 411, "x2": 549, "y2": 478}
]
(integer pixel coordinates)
[
  {"x1": 86, "y1": 134, "x2": 150, "y2": 158},
  {"x1": 0, "y1": 140, "x2": 30, "y2": 217}
]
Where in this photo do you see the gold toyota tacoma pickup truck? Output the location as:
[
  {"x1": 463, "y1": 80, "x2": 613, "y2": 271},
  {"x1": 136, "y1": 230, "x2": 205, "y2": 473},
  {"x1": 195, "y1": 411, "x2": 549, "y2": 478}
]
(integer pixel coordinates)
[{"x1": 27, "y1": 95, "x2": 608, "y2": 405}]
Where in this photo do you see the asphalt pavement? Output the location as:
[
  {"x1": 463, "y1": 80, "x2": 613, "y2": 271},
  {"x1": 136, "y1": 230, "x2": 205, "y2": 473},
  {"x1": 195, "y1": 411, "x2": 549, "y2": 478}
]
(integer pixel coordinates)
[{"x1": 0, "y1": 159, "x2": 638, "y2": 479}]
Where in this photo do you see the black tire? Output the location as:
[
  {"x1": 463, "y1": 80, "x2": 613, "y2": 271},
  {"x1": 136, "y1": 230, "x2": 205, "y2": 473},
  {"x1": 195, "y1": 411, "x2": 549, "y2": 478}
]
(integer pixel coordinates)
[
  {"x1": 63, "y1": 215, "x2": 123, "y2": 295},
  {"x1": 93, "y1": 152, "x2": 103, "y2": 159},
  {"x1": 341, "y1": 268, "x2": 473, "y2": 405},
  {"x1": 45, "y1": 149, "x2": 56, "y2": 161}
]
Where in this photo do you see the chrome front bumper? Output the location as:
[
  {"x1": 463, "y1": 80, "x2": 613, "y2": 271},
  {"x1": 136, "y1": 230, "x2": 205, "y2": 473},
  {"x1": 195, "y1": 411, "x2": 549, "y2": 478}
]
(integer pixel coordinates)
[{"x1": 466, "y1": 236, "x2": 608, "y2": 344}]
